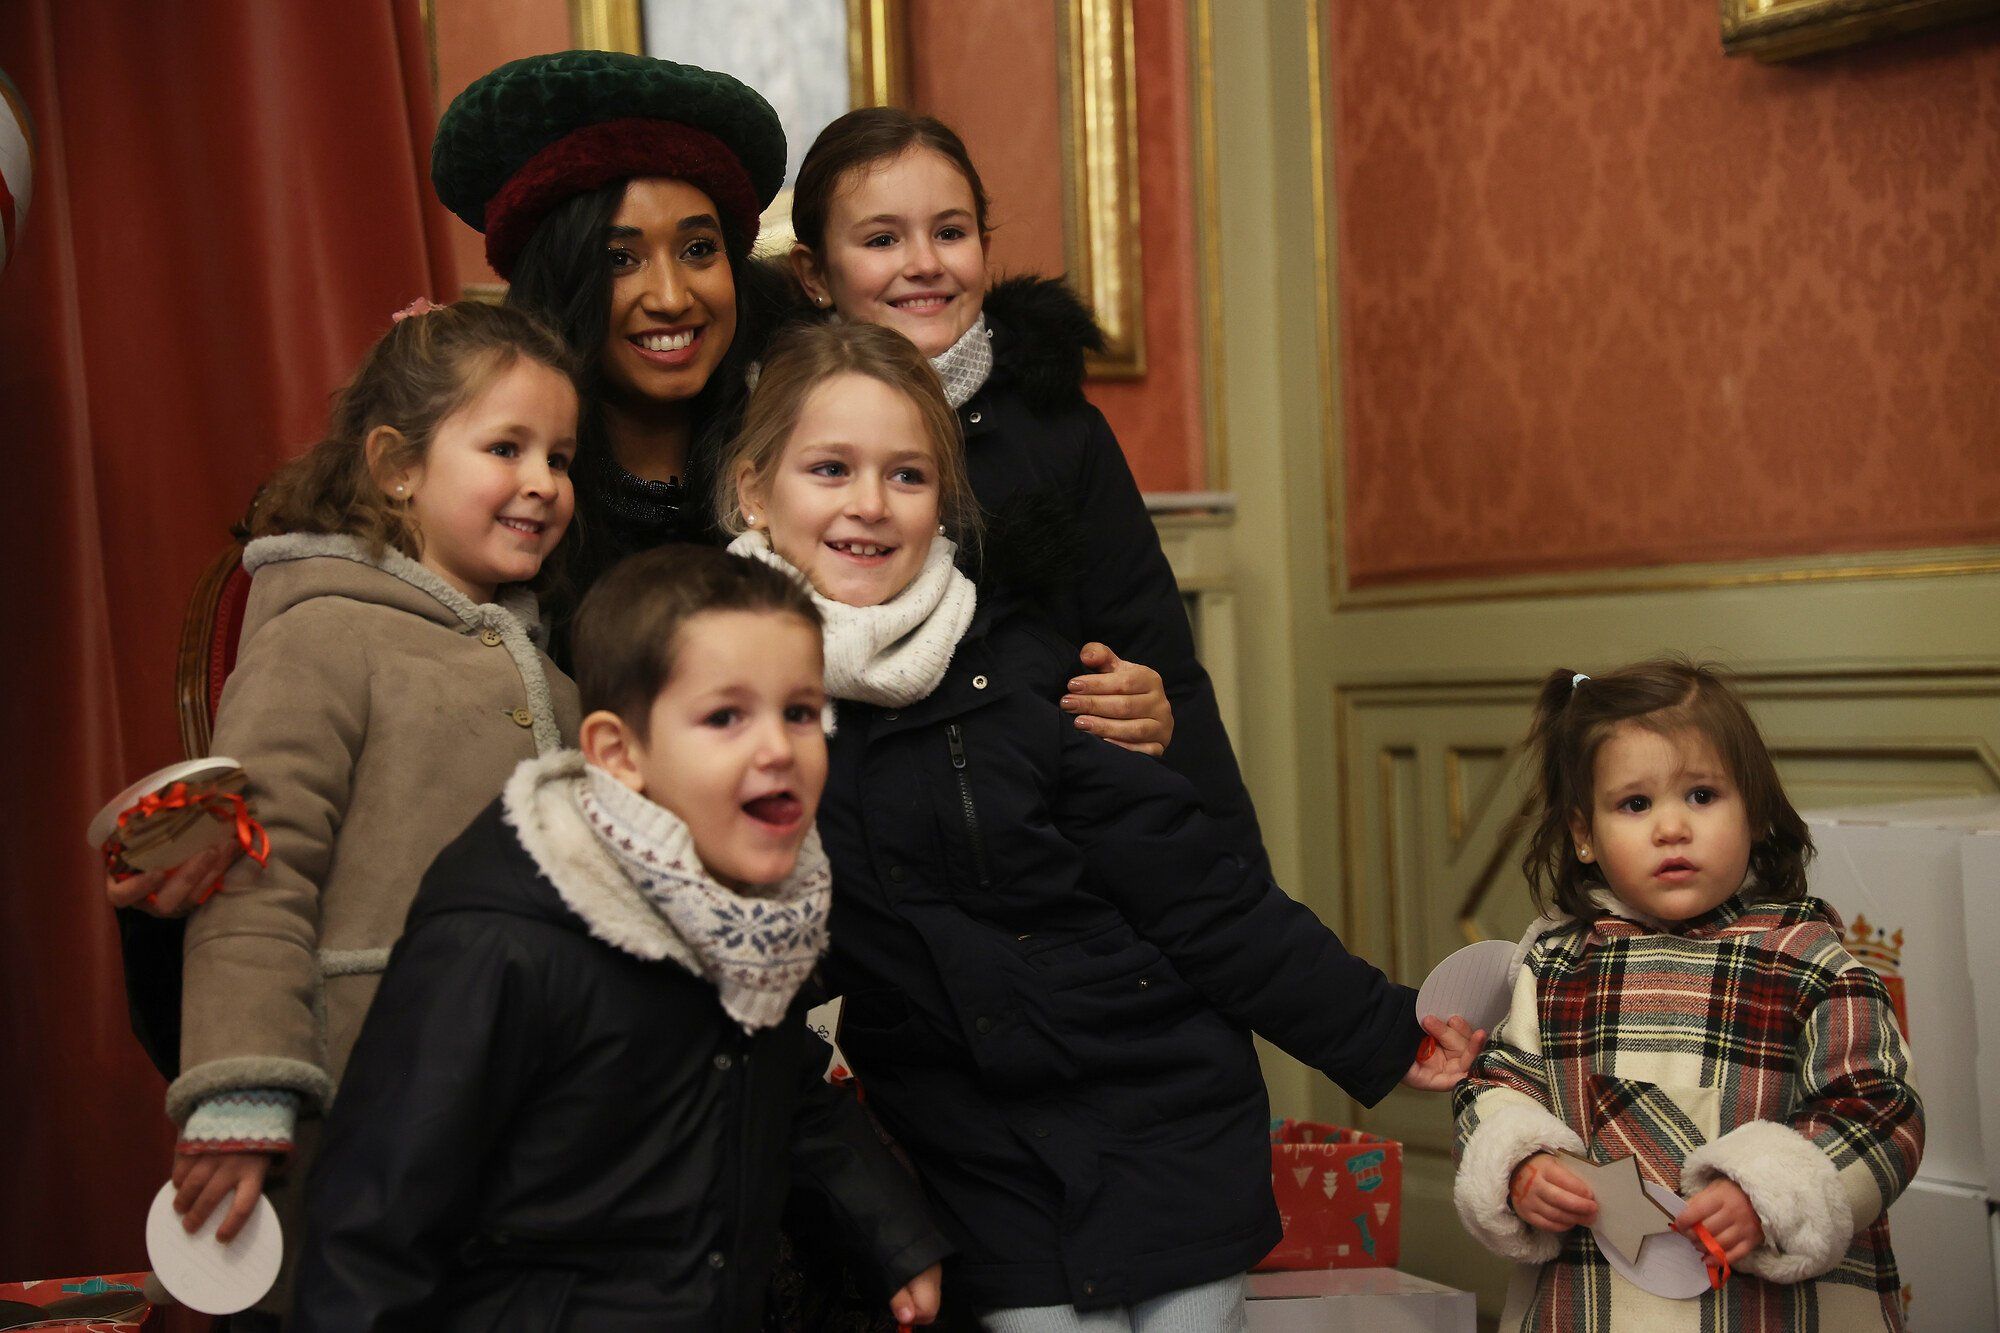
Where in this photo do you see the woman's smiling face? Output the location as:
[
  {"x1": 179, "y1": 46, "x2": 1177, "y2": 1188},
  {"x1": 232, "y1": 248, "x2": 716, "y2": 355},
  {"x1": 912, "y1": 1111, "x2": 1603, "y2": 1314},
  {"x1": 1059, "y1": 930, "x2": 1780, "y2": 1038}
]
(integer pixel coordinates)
[
  {"x1": 599, "y1": 177, "x2": 738, "y2": 407},
  {"x1": 742, "y1": 372, "x2": 941, "y2": 608}
]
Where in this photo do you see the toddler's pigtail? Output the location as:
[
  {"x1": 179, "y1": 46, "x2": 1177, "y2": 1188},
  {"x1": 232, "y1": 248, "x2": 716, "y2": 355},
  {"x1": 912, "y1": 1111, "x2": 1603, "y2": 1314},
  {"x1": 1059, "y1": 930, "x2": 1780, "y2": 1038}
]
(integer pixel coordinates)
[{"x1": 1517, "y1": 667, "x2": 1591, "y2": 916}]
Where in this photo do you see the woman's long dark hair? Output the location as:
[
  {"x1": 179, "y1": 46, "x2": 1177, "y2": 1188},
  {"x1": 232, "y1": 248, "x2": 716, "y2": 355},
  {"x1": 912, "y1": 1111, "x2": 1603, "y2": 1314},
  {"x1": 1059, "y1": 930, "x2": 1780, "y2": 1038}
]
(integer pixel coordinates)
[{"x1": 504, "y1": 179, "x2": 792, "y2": 592}]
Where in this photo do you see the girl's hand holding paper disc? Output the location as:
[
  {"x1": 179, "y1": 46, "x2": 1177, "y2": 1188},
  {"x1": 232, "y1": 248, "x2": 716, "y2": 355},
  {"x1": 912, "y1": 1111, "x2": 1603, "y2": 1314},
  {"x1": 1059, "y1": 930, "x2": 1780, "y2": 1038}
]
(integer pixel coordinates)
[{"x1": 107, "y1": 840, "x2": 243, "y2": 917}]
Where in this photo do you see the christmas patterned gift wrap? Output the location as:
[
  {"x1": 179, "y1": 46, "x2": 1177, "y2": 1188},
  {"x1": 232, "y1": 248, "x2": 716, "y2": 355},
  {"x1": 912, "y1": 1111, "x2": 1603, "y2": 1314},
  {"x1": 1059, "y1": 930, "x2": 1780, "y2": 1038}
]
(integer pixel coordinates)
[
  {"x1": 1257, "y1": 1120, "x2": 1403, "y2": 1270},
  {"x1": 0, "y1": 1272, "x2": 154, "y2": 1330}
]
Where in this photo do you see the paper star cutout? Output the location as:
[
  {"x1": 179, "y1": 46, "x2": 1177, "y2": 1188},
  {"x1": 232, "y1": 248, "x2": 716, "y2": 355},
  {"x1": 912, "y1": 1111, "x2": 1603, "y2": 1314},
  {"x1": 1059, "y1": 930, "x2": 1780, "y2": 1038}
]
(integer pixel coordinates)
[{"x1": 1556, "y1": 1149, "x2": 1679, "y2": 1265}]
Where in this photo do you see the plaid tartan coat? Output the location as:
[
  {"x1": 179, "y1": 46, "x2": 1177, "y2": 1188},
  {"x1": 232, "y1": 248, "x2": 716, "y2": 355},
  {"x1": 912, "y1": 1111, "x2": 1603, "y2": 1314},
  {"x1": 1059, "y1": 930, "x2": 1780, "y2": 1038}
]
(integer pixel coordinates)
[{"x1": 1453, "y1": 892, "x2": 1923, "y2": 1331}]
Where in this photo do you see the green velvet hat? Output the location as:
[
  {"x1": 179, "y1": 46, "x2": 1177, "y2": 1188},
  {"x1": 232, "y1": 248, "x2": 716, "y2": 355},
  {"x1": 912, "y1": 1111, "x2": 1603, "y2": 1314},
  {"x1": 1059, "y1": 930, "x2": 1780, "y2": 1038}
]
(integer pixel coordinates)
[{"x1": 432, "y1": 50, "x2": 786, "y2": 277}]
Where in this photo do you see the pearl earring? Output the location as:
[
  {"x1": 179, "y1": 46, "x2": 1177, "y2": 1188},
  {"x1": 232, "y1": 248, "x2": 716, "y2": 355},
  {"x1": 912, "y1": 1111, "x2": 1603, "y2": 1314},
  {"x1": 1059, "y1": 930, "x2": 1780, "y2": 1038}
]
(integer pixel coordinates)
[
  {"x1": 937, "y1": 523, "x2": 946, "y2": 535},
  {"x1": 744, "y1": 513, "x2": 759, "y2": 527},
  {"x1": 1578, "y1": 845, "x2": 1592, "y2": 861},
  {"x1": 394, "y1": 485, "x2": 406, "y2": 495}
]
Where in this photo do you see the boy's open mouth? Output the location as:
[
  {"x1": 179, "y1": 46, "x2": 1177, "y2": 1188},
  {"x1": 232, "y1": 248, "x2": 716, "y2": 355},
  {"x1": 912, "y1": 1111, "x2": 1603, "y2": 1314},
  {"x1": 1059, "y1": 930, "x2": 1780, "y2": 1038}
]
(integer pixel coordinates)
[{"x1": 743, "y1": 792, "x2": 803, "y2": 828}]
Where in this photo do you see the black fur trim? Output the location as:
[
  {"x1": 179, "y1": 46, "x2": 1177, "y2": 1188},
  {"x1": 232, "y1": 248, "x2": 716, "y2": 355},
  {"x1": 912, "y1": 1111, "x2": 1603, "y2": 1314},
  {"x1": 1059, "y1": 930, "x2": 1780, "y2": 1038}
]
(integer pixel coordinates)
[
  {"x1": 968, "y1": 485, "x2": 1085, "y2": 607},
  {"x1": 983, "y1": 275, "x2": 1104, "y2": 414}
]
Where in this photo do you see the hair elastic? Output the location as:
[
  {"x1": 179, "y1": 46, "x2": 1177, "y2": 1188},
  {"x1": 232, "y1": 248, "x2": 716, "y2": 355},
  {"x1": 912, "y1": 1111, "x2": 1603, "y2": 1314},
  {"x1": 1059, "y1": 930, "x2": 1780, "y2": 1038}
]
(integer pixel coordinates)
[{"x1": 1571, "y1": 672, "x2": 1590, "y2": 691}]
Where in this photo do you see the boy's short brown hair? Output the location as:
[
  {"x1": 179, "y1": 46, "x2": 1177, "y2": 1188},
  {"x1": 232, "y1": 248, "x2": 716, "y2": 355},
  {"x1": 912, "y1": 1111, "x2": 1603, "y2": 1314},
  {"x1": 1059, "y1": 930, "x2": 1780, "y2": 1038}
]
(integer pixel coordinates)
[{"x1": 572, "y1": 545, "x2": 821, "y2": 733}]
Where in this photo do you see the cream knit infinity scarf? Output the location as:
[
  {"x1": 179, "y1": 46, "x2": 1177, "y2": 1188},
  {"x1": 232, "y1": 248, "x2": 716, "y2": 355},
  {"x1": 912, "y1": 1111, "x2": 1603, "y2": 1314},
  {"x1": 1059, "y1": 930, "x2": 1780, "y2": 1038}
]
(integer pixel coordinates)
[{"x1": 727, "y1": 529, "x2": 976, "y2": 706}]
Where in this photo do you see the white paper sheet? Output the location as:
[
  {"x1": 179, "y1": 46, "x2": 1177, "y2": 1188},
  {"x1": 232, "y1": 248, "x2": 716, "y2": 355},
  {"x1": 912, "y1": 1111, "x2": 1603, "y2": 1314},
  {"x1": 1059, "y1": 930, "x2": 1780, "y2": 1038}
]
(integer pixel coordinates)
[{"x1": 145, "y1": 1180, "x2": 282, "y2": 1315}]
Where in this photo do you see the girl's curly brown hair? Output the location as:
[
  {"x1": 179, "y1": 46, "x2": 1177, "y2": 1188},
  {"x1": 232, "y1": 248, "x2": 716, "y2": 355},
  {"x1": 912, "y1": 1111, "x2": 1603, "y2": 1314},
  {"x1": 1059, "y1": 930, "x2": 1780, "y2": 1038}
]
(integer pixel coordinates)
[
  {"x1": 1517, "y1": 656, "x2": 1813, "y2": 918},
  {"x1": 250, "y1": 299, "x2": 580, "y2": 588}
]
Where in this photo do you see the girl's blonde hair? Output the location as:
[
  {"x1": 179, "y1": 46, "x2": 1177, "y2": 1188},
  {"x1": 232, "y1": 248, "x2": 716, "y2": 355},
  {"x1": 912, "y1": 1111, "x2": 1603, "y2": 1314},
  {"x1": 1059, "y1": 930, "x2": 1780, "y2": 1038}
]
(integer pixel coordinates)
[
  {"x1": 251, "y1": 300, "x2": 580, "y2": 570},
  {"x1": 716, "y1": 320, "x2": 982, "y2": 549},
  {"x1": 1516, "y1": 656, "x2": 1813, "y2": 918}
]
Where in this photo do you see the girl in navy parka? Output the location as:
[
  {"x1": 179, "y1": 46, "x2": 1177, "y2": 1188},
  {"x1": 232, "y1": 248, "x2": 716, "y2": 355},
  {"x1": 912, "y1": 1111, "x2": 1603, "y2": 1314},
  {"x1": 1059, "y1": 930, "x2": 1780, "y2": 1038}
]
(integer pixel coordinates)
[{"x1": 721, "y1": 320, "x2": 1483, "y2": 1332}]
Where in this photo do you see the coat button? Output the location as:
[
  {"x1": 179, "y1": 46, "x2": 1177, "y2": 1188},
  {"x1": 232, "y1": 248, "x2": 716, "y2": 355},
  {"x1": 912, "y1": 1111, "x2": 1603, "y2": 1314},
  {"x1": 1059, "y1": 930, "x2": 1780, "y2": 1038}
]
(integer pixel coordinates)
[
  {"x1": 713, "y1": 1052, "x2": 734, "y2": 1071},
  {"x1": 1082, "y1": 1280, "x2": 1097, "y2": 1297},
  {"x1": 480, "y1": 628, "x2": 503, "y2": 647},
  {"x1": 883, "y1": 711, "x2": 898, "y2": 721},
  {"x1": 1137, "y1": 979, "x2": 1150, "y2": 990},
  {"x1": 707, "y1": 1250, "x2": 727, "y2": 1270},
  {"x1": 887, "y1": 865, "x2": 907, "y2": 883},
  {"x1": 972, "y1": 675, "x2": 988, "y2": 689},
  {"x1": 968, "y1": 411, "x2": 982, "y2": 424},
  {"x1": 975, "y1": 1016, "x2": 993, "y2": 1034},
  {"x1": 1033, "y1": 1126, "x2": 1049, "y2": 1139},
  {"x1": 510, "y1": 707, "x2": 534, "y2": 727}
]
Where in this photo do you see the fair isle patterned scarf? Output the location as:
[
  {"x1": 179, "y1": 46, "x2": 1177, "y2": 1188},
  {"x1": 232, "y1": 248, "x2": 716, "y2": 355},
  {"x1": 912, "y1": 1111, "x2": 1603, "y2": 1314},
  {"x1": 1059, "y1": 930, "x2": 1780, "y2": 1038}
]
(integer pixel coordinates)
[
  {"x1": 575, "y1": 762, "x2": 830, "y2": 1032},
  {"x1": 727, "y1": 529, "x2": 976, "y2": 707},
  {"x1": 930, "y1": 315, "x2": 993, "y2": 409}
]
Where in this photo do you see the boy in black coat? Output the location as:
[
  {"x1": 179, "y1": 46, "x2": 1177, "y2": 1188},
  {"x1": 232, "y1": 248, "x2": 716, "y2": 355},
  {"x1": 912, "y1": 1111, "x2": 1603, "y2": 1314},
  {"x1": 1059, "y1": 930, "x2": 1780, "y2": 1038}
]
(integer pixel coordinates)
[{"x1": 294, "y1": 548, "x2": 948, "y2": 1331}]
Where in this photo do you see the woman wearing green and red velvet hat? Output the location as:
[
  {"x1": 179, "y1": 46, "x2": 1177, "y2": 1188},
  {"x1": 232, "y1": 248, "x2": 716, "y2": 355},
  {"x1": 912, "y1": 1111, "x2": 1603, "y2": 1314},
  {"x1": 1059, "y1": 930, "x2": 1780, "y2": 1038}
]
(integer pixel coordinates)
[{"x1": 429, "y1": 50, "x2": 797, "y2": 622}]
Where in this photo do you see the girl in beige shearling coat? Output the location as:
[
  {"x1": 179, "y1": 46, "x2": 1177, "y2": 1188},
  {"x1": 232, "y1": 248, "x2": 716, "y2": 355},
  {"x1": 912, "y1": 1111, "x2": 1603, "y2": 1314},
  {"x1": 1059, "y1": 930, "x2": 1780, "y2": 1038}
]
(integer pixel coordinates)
[{"x1": 164, "y1": 301, "x2": 582, "y2": 1321}]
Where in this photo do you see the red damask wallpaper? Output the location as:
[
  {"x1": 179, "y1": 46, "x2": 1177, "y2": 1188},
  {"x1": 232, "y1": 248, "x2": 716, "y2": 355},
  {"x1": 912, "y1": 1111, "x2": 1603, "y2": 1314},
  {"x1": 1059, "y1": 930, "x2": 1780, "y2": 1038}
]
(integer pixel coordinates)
[{"x1": 1327, "y1": 1, "x2": 2000, "y2": 586}]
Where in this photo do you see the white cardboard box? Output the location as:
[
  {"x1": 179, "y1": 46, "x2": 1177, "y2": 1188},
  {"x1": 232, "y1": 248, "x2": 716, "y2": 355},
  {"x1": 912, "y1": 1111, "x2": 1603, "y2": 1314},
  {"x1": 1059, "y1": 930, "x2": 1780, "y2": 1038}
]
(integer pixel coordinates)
[
  {"x1": 1245, "y1": 1269, "x2": 1475, "y2": 1332},
  {"x1": 1805, "y1": 804, "x2": 1992, "y2": 1191},
  {"x1": 1888, "y1": 1176, "x2": 1999, "y2": 1331},
  {"x1": 1960, "y1": 828, "x2": 2000, "y2": 1199}
]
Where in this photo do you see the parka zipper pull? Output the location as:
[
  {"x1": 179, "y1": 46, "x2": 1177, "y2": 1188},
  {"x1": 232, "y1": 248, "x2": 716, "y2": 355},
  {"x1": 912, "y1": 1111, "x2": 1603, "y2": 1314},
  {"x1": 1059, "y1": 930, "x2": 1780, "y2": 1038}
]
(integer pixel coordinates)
[{"x1": 945, "y1": 724, "x2": 992, "y2": 888}]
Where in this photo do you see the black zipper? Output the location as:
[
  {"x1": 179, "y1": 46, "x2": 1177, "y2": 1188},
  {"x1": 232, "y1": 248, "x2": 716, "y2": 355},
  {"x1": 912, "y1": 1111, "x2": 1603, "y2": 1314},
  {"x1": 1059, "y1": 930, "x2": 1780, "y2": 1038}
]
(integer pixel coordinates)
[{"x1": 946, "y1": 723, "x2": 994, "y2": 889}]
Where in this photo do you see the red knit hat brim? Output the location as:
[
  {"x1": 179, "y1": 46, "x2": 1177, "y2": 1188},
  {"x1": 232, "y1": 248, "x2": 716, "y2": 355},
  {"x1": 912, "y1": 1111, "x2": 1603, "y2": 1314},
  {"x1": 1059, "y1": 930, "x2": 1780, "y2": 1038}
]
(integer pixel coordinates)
[{"x1": 483, "y1": 118, "x2": 761, "y2": 278}]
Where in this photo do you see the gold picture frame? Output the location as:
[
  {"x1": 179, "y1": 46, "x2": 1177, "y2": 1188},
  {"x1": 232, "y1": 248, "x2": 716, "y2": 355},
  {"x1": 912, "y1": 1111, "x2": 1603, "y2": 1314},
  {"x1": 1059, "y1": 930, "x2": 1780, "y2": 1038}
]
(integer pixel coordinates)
[
  {"x1": 1058, "y1": 0, "x2": 1146, "y2": 379},
  {"x1": 1719, "y1": 0, "x2": 2000, "y2": 60},
  {"x1": 567, "y1": 0, "x2": 907, "y2": 104}
]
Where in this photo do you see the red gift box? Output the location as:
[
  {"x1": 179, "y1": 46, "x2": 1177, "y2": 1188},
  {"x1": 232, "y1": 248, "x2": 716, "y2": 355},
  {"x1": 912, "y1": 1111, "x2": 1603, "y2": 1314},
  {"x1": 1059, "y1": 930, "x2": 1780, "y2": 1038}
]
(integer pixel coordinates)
[
  {"x1": 1255, "y1": 1119, "x2": 1403, "y2": 1271},
  {"x1": 0, "y1": 1273, "x2": 154, "y2": 1330}
]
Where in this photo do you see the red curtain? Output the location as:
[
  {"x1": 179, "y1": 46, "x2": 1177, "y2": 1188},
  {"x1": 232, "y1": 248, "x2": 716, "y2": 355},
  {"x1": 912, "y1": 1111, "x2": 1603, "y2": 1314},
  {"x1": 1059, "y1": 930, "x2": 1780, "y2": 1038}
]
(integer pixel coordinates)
[{"x1": 0, "y1": 0, "x2": 457, "y2": 1288}]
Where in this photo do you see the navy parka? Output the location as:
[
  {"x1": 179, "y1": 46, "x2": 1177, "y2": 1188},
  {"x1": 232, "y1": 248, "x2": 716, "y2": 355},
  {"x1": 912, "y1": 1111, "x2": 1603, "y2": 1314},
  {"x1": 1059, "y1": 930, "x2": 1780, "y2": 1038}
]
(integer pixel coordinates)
[
  {"x1": 293, "y1": 801, "x2": 948, "y2": 1331},
  {"x1": 960, "y1": 278, "x2": 1263, "y2": 861},
  {"x1": 815, "y1": 595, "x2": 1422, "y2": 1311}
]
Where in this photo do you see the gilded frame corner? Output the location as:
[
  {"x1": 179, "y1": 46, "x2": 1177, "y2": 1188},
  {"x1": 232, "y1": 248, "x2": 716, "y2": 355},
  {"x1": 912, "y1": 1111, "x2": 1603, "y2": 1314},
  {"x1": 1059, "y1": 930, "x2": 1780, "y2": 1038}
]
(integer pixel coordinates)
[
  {"x1": 1718, "y1": 0, "x2": 2000, "y2": 60},
  {"x1": 565, "y1": 0, "x2": 907, "y2": 104},
  {"x1": 1058, "y1": 0, "x2": 1148, "y2": 380}
]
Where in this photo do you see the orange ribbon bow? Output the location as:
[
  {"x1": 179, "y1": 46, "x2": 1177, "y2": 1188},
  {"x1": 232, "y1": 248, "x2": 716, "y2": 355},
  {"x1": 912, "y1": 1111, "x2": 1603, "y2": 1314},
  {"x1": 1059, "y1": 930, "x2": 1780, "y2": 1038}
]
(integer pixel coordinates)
[{"x1": 105, "y1": 781, "x2": 270, "y2": 907}]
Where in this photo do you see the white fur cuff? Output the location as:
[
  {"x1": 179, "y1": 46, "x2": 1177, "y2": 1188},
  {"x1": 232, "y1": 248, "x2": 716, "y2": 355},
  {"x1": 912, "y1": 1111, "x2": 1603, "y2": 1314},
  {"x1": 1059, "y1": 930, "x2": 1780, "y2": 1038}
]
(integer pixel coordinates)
[
  {"x1": 1682, "y1": 1118, "x2": 1852, "y2": 1283},
  {"x1": 1455, "y1": 1097, "x2": 1586, "y2": 1263}
]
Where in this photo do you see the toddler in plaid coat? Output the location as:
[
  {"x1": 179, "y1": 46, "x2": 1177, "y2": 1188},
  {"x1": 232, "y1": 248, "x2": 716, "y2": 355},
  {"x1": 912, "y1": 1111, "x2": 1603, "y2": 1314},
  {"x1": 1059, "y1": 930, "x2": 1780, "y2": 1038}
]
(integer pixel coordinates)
[{"x1": 1453, "y1": 659, "x2": 1923, "y2": 1331}]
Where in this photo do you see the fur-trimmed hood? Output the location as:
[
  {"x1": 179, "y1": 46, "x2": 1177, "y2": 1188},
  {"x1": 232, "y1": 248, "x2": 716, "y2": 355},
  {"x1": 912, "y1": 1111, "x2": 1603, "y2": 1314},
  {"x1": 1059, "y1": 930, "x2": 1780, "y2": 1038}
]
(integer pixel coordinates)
[
  {"x1": 241, "y1": 532, "x2": 562, "y2": 753},
  {"x1": 485, "y1": 750, "x2": 832, "y2": 1032},
  {"x1": 980, "y1": 274, "x2": 1104, "y2": 414},
  {"x1": 242, "y1": 531, "x2": 545, "y2": 644}
]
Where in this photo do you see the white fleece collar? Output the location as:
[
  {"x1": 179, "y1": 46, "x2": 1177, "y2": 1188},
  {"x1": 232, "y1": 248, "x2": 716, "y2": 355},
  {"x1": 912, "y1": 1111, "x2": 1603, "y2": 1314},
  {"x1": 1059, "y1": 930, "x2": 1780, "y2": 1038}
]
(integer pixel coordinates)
[
  {"x1": 727, "y1": 529, "x2": 976, "y2": 707},
  {"x1": 244, "y1": 532, "x2": 563, "y2": 753}
]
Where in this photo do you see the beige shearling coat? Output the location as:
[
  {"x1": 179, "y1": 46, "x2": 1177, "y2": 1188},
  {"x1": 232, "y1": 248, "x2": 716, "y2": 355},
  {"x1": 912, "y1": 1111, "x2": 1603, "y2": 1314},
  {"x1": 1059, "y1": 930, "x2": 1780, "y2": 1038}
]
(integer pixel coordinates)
[{"x1": 170, "y1": 533, "x2": 579, "y2": 1124}]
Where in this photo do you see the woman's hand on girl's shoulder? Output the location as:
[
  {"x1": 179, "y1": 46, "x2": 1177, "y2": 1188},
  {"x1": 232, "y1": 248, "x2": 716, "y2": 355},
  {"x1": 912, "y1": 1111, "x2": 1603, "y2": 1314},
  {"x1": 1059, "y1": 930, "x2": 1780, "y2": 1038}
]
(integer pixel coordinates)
[
  {"x1": 1400, "y1": 1013, "x2": 1485, "y2": 1091},
  {"x1": 105, "y1": 841, "x2": 243, "y2": 918},
  {"x1": 1062, "y1": 642, "x2": 1173, "y2": 756}
]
